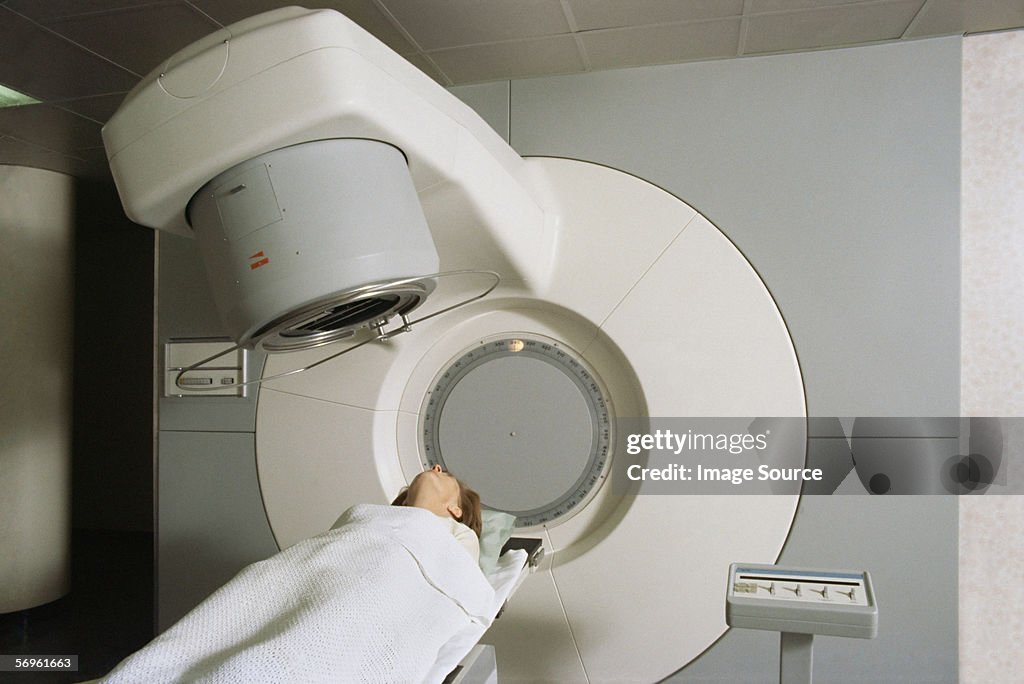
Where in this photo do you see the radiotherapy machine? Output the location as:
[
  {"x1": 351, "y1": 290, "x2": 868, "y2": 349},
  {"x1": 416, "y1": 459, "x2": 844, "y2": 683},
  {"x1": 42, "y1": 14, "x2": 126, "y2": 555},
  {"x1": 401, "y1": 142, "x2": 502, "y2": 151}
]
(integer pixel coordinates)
[{"x1": 103, "y1": 7, "x2": 806, "y2": 682}]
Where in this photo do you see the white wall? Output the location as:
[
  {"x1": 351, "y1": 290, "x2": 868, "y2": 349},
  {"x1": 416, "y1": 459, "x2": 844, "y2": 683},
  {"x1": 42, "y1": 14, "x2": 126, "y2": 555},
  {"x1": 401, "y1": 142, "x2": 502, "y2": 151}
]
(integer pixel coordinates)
[
  {"x1": 959, "y1": 28, "x2": 1024, "y2": 684},
  {"x1": 0, "y1": 165, "x2": 73, "y2": 612}
]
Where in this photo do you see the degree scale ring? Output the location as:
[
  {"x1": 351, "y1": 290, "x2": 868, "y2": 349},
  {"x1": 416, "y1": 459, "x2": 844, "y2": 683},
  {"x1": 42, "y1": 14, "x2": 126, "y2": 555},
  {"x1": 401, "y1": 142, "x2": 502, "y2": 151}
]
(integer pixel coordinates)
[{"x1": 420, "y1": 334, "x2": 614, "y2": 528}]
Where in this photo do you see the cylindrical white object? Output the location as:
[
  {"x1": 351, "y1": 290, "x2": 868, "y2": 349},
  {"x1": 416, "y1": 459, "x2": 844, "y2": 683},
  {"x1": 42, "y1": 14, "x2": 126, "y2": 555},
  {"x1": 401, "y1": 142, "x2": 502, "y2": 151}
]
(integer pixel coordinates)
[
  {"x1": 187, "y1": 139, "x2": 440, "y2": 349},
  {"x1": 103, "y1": 7, "x2": 549, "y2": 289},
  {"x1": 0, "y1": 166, "x2": 73, "y2": 613}
]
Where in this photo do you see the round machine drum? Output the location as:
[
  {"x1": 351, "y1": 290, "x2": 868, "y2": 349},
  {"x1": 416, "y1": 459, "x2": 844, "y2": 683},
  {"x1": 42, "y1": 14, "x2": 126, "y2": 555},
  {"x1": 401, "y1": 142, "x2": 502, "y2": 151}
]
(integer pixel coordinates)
[
  {"x1": 255, "y1": 157, "x2": 806, "y2": 682},
  {"x1": 187, "y1": 139, "x2": 440, "y2": 350}
]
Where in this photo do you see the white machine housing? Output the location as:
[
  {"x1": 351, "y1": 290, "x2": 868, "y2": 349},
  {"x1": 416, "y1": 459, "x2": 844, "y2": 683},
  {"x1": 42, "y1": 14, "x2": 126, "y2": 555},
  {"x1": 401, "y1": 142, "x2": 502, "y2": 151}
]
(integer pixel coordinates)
[{"x1": 103, "y1": 6, "x2": 551, "y2": 347}]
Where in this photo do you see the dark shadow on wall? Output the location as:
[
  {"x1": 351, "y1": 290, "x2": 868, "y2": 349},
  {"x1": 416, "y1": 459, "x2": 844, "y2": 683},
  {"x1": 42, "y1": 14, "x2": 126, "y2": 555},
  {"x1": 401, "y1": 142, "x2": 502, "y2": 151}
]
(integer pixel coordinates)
[
  {"x1": 0, "y1": 530, "x2": 154, "y2": 683},
  {"x1": 72, "y1": 178, "x2": 154, "y2": 534}
]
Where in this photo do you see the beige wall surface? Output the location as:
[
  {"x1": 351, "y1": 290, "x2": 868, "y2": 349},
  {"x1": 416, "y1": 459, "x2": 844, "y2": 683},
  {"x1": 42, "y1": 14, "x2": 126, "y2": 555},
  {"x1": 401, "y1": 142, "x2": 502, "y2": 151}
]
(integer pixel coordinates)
[
  {"x1": 960, "y1": 28, "x2": 1024, "y2": 683},
  {"x1": 0, "y1": 165, "x2": 74, "y2": 612}
]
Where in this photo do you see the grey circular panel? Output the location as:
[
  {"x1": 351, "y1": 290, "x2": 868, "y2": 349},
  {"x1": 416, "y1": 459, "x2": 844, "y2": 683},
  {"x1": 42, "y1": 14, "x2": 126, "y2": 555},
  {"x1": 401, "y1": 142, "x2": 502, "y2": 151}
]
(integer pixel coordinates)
[{"x1": 421, "y1": 335, "x2": 613, "y2": 527}]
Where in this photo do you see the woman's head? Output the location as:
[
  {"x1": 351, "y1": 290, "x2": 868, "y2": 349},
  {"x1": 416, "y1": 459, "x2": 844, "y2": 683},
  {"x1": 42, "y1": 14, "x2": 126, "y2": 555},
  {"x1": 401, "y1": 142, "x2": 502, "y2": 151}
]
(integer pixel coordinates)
[{"x1": 392, "y1": 464, "x2": 482, "y2": 538}]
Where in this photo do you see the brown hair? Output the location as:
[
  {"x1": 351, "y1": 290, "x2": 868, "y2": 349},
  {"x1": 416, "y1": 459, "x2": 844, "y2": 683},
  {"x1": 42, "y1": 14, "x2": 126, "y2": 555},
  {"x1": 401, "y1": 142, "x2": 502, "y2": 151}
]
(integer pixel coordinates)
[{"x1": 392, "y1": 473, "x2": 482, "y2": 539}]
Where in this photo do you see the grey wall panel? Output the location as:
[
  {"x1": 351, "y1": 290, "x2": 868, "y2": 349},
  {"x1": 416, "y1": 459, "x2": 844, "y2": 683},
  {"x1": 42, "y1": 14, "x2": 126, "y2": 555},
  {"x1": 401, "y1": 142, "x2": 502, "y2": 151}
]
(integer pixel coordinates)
[
  {"x1": 670, "y1": 495, "x2": 958, "y2": 683},
  {"x1": 159, "y1": 391, "x2": 264, "y2": 433},
  {"x1": 157, "y1": 431, "x2": 278, "y2": 630},
  {"x1": 508, "y1": 37, "x2": 961, "y2": 418},
  {"x1": 449, "y1": 81, "x2": 511, "y2": 143},
  {"x1": 157, "y1": 231, "x2": 266, "y2": 433}
]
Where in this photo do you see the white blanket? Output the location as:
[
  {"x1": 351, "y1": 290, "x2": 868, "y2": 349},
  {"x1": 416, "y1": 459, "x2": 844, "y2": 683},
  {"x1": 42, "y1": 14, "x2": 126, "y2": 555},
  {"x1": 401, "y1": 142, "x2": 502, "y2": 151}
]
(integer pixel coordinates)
[{"x1": 101, "y1": 504, "x2": 496, "y2": 684}]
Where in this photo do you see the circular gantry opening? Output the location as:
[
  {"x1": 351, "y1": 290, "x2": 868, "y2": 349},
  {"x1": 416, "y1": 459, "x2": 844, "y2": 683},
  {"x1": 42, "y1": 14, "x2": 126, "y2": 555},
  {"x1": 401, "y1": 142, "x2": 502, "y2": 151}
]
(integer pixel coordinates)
[{"x1": 420, "y1": 334, "x2": 613, "y2": 528}]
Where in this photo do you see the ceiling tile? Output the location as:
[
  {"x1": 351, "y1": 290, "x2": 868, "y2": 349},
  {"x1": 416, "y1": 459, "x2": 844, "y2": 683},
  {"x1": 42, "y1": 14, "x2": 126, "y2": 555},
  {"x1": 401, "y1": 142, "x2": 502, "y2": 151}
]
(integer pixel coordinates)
[
  {"x1": 744, "y1": 0, "x2": 924, "y2": 54},
  {"x1": 0, "y1": 138, "x2": 72, "y2": 167},
  {"x1": 186, "y1": 0, "x2": 292, "y2": 24},
  {"x1": 188, "y1": 0, "x2": 418, "y2": 54},
  {"x1": 320, "y1": 0, "x2": 417, "y2": 55},
  {"x1": 0, "y1": 7, "x2": 138, "y2": 101},
  {"x1": 582, "y1": 19, "x2": 742, "y2": 70},
  {"x1": 0, "y1": 104, "x2": 103, "y2": 155},
  {"x1": 44, "y1": 4, "x2": 221, "y2": 76},
  {"x1": 749, "y1": 0, "x2": 887, "y2": 11},
  {"x1": 428, "y1": 35, "x2": 584, "y2": 84},
  {"x1": 906, "y1": 0, "x2": 1024, "y2": 37},
  {"x1": 3, "y1": 0, "x2": 165, "y2": 22},
  {"x1": 0, "y1": 138, "x2": 103, "y2": 179},
  {"x1": 76, "y1": 145, "x2": 115, "y2": 167},
  {"x1": 380, "y1": 0, "x2": 571, "y2": 50},
  {"x1": 67, "y1": 145, "x2": 116, "y2": 180},
  {"x1": 566, "y1": 0, "x2": 743, "y2": 31},
  {"x1": 55, "y1": 93, "x2": 129, "y2": 124}
]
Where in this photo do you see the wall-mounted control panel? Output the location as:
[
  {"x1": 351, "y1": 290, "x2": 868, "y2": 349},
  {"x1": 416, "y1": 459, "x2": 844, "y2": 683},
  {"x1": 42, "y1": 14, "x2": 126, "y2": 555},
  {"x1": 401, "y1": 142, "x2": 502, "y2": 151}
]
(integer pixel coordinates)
[
  {"x1": 164, "y1": 340, "x2": 247, "y2": 397},
  {"x1": 726, "y1": 563, "x2": 877, "y2": 639}
]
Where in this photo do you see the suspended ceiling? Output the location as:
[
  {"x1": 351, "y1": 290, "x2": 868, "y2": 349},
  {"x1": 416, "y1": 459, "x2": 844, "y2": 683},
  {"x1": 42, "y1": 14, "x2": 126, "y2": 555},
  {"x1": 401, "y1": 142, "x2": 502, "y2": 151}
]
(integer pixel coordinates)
[{"x1": 0, "y1": 0, "x2": 1022, "y2": 181}]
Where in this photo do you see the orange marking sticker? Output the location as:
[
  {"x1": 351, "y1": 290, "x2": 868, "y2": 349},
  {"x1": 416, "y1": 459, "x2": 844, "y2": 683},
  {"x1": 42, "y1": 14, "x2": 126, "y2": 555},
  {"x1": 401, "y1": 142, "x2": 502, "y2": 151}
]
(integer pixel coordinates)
[{"x1": 249, "y1": 250, "x2": 269, "y2": 270}]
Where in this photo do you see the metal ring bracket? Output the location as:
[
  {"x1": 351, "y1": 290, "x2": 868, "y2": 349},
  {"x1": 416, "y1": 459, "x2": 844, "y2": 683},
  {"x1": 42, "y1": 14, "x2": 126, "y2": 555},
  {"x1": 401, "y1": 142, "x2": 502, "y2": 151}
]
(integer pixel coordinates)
[{"x1": 173, "y1": 269, "x2": 501, "y2": 393}]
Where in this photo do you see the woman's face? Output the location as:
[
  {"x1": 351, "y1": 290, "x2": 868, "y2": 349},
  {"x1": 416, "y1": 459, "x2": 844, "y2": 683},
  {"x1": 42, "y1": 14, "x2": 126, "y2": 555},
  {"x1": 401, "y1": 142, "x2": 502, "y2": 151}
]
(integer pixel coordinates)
[{"x1": 405, "y1": 464, "x2": 462, "y2": 519}]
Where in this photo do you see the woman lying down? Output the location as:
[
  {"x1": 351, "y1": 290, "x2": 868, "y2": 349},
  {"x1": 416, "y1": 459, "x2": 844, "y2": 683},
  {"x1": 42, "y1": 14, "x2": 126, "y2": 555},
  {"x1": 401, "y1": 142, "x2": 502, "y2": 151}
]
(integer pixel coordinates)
[{"x1": 100, "y1": 466, "x2": 494, "y2": 683}]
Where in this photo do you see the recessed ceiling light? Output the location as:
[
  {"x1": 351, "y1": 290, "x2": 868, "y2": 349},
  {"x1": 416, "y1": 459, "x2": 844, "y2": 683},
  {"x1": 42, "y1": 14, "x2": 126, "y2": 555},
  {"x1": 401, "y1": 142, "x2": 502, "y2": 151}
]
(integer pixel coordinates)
[{"x1": 0, "y1": 83, "x2": 41, "y2": 108}]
